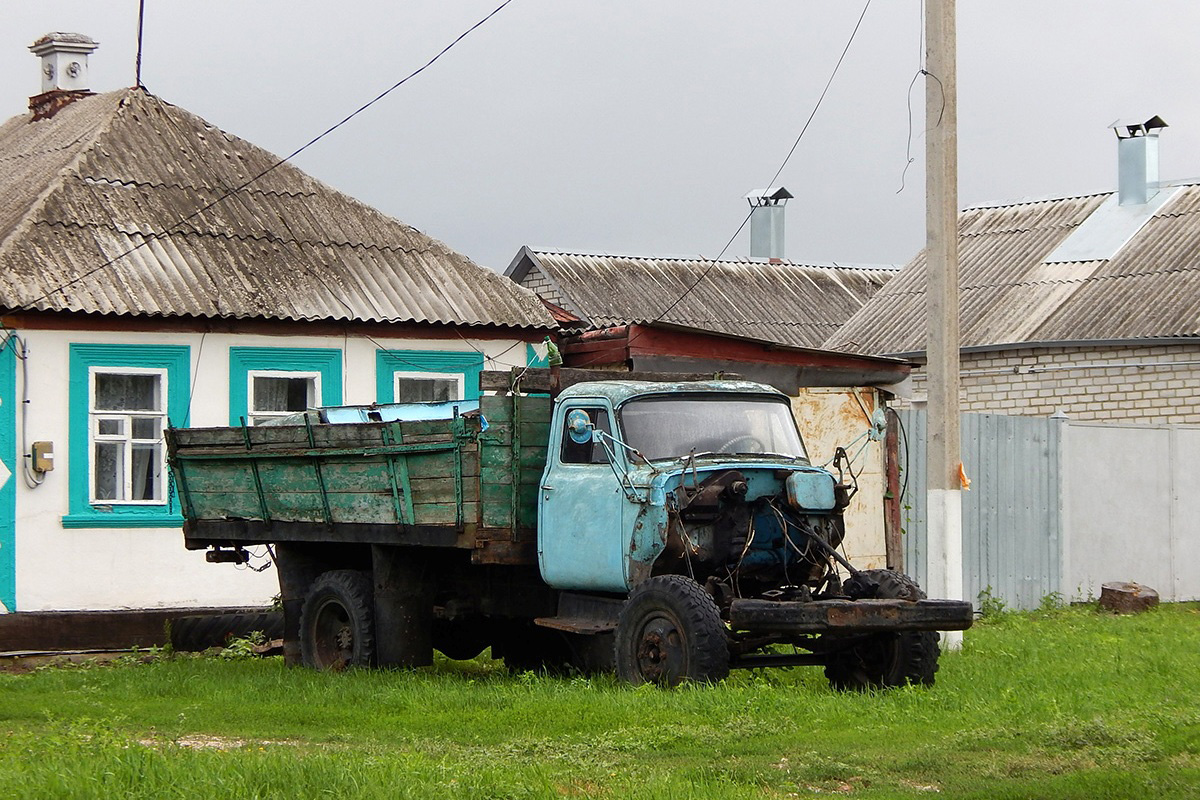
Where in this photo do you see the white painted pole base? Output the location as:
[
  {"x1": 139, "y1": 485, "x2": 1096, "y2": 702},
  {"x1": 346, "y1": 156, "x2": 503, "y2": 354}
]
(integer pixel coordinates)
[{"x1": 927, "y1": 488, "x2": 964, "y2": 652}]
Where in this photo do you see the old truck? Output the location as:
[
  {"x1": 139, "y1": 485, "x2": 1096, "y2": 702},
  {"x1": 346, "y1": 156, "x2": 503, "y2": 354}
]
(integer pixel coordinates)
[{"x1": 167, "y1": 374, "x2": 971, "y2": 688}]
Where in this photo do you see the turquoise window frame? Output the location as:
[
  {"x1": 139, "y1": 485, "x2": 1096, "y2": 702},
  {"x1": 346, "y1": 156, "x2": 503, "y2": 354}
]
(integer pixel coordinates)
[
  {"x1": 63, "y1": 343, "x2": 190, "y2": 529},
  {"x1": 229, "y1": 347, "x2": 343, "y2": 426},
  {"x1": 375, "y1": 350, "x2": 483, "y2": 403}
]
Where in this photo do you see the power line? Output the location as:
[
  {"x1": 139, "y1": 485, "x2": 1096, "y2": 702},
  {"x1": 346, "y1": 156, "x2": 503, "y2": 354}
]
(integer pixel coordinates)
[
  {"x1": 763, "y1": 0, "x2": 873, "y2": 192},
  {"x1": 14, "y1": 0, "x2": 516, "y2": 315},
  {"x1": 645, "y1": 209, "x2": 754, "y2": 326},
  {"x1": 572, "y1": 0, "x2": 874, "y2": 366},
  {"x1": 653, "y1": 0, "x2": 872, "y2": 327}
]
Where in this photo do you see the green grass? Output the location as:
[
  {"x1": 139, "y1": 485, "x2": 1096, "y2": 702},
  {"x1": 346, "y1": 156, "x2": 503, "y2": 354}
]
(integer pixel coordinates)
[{"x1": 2, "y1": 603, "x2": 1198, "y2": 799}]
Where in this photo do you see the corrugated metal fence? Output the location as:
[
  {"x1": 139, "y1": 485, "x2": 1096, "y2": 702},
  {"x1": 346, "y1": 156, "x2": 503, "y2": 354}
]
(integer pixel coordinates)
[
  {"x1": 898, "y1": 410, "x2": 1062, "y2": 610},
  {"x1": 897, "y1": 410, "x2": 1199, "y2": 609}
]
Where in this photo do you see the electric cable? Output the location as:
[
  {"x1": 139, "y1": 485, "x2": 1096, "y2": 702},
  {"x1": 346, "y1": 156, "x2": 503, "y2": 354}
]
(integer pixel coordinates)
[
  {"x1": 762, "y1": 0, "x2": 873, "y2": 192},
  {"x1": 897, "y1": 0, "x2": 925, "y2": 194},
  {"x1": 567, "y1": 0, "x2": 875, "y2": 366},
  {"x1": 11, "y1": 0, "x2": 516, "y2": 316}
]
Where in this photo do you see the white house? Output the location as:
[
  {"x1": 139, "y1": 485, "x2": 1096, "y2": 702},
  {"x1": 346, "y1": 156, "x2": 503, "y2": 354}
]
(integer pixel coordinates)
[{"x1": 0, "y1": 34, "x2": 554, "y2": 613}]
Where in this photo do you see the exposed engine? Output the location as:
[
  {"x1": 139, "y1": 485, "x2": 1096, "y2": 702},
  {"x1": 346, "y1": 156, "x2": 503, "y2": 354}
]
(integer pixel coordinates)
[{"x1": 659, "y1": 467, "x2": 849, "y2": 601}]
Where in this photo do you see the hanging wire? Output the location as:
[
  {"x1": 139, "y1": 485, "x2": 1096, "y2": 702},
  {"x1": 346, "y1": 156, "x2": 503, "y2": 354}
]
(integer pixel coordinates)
[
  {"x1": 567, "y1": 0, "x2": 875, "y2": 365},
  {"x1": 14, "y1": 0, "x2": 517, "y2": 315}
]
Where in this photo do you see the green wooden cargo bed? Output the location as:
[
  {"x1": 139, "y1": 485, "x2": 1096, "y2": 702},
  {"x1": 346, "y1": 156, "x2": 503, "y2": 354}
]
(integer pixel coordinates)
[{"x1": 167, "y1": 394, "x2": 551, "y2": 565}]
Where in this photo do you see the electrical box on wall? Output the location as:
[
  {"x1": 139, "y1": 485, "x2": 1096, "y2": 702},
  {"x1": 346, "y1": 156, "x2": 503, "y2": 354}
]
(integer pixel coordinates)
[{"x1": 31, "y1": 441, "x2": 54, "y2": 473}]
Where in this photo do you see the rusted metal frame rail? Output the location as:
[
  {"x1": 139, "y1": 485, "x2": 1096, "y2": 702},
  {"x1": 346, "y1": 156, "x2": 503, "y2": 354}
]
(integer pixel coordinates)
[
  {"x1": 183, "y1": 519, "x2": 465, "y2": 549},
  {"x1": 729, "y1": 598, "x2": 974, "y2": 634},
  {"x1": 480, "y1": 368, "x2": 744, "y2": 394}
]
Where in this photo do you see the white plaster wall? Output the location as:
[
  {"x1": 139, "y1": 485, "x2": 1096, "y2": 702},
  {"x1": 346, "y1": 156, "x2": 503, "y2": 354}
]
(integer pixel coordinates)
[
  {"x1": 790, "y1": 388, "x2": 887, "y2": 569},
  {"x1": 1062, "y1": 421, "x2": 1200, "y2": 602},
  {"x1": 12, "y1": 328, "x2": 529, "y2": 611}
]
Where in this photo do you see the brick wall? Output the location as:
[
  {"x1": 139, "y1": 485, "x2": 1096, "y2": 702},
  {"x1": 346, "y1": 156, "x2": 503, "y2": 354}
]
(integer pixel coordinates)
[
  {"x1": 908, "y1": 343, "x2": 1200, "y2": 424},
  {"x1": 517, "y1": 267, "x2": 565, "y2": 308}
]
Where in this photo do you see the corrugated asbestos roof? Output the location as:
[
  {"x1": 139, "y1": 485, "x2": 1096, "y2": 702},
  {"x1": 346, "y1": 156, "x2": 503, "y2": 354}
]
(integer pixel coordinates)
[
  {"x1": 0, "y1": 89, "x2": 553, "y2": 329},
  {"x1": 824, "y1": 185, "x2": 1200, "y2": 355},
  {"x1": 507, "y1": 248, "x2": 893, "y2": 349}
]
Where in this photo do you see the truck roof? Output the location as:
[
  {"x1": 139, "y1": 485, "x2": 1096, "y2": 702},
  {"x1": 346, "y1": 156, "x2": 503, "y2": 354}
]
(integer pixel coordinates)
[{"x1": 555, "y1": 379, "x2": 786, "y2": 406}]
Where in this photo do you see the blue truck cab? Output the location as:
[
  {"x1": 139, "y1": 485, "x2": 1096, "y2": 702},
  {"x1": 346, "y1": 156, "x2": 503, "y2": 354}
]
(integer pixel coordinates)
[{"x1": 539, "y1": 380, "x2": 839, "y2": 594}]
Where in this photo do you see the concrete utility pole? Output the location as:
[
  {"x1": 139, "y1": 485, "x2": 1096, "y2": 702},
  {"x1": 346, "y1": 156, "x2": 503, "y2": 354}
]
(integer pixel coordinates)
[{"x1": 925, "y1": 0, "x2": 964, "y2": 649}]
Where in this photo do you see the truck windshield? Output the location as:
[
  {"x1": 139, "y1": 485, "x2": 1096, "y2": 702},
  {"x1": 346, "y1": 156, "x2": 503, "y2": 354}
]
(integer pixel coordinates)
[{"x1": 618, "y1": 395, "x2": 808, "y2": 462}]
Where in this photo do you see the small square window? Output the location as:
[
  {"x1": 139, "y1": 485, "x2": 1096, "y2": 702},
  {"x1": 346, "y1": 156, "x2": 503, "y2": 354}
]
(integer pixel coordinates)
[
  {"x1": 131, "y1": 417, "x2": 161, "y2": 440},
  {"x1": 394, "y1": 372, "x2": 464, "y2": 404},
  {"x1": 97, "y1": 418, "x2": 124, "y2": 436},
  {"x1": 248, "y1": 371, "x2": 319, "y2": 425}
]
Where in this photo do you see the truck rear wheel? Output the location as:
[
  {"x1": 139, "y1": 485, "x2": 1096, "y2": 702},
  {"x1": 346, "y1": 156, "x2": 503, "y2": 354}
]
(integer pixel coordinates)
[
  {"x1": 300, "y1": 570, "x2": 376, "y2": 671},
  {"x1": 823, "y1": 569, "x2": 940, "y2": 691},
  {"x1": 614, "y1": 575, "x2": 729, "y2": 686}
]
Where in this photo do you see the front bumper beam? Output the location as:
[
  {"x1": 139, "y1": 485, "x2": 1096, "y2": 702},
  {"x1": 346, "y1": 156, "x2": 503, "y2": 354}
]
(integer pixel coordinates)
[{"x1": 729, "y1": 598, "x2": 974, "y2": 634}]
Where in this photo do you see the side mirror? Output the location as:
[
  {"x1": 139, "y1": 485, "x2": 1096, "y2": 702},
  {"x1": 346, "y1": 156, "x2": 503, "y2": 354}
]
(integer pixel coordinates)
[
  {"x1": 867, "y1": 408, "x2": 888, "y2": 442},
  {"x1": 566, "y1": 409, "x2": 593, "y2": 444}
]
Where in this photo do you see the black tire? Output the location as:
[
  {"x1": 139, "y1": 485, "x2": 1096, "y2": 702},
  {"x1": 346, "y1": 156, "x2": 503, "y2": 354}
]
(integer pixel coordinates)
[
  {"x1": 170, "y1": 611, "x2": 283, "y2": 652},
  {"x1": 823, "y1": 569, "x2": 940, "y2": 691},
  {"x1": 299, "y1": 570, "x2": 375, "y2": 671},
  {"x1": 614, "y1": 575, "x2": 729, "y2": 686}
]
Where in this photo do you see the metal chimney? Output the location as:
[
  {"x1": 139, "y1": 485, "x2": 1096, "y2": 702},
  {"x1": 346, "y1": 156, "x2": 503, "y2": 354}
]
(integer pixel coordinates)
[
  {"x1": 744, "y1": 186, "x2": 793, "y2": 259},
  {"x1": 28, "y1": 33, "x2": 98, "y2": 120},
  {"x1": 1109, "y1": 115, "x2": 1167, "y2": 206}
]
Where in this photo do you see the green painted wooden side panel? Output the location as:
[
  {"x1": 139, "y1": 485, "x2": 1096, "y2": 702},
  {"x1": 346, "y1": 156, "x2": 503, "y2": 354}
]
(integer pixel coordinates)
[
  {"x1": 170, "y1": 396, "x2": 549, "y2": 537},
  {"x1": 477, "y1": 395, "x2": 550, "y2": 530}
]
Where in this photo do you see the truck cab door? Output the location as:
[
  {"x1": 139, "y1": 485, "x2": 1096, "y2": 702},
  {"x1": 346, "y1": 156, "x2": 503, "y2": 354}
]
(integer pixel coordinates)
[{"x1": 538, "y1": 403, "x2": 632, "y2": 592}]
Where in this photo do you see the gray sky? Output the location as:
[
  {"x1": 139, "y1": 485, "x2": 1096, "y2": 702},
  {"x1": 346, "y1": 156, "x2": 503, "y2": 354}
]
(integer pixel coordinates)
[{"x1": 5, "y1": 2, "x2": 1200, "y2": 272}]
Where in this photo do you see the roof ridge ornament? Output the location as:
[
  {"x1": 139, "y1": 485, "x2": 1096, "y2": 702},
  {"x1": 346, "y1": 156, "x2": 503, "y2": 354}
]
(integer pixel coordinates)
[{"x1": 28, "y1": 32, "x2": 99, "y2": 120}]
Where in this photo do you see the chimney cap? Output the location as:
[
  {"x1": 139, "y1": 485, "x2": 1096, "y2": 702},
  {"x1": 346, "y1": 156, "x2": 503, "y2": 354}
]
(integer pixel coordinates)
[
  {"x1": 1109, "y1": 115, "x2": 1168, "y2": 139},
  {"x1": 30, "y1": 32, "x2": 99, "y2": 55},
  {"x1": 743, "y1": 186, "x2": 793, "y2": 206}
]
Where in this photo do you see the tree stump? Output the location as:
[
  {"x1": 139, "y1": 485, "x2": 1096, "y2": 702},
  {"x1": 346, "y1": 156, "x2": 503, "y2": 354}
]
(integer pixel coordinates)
[{"x1": 1099, "y1": 582, "x2": 1160, "y2": 614}]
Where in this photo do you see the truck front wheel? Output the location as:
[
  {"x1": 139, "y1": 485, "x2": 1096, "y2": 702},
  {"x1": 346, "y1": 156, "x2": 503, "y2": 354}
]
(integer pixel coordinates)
[
  {"x1": 615, "y1": 575, "x2": 730, "y2": 686},
  {"x1": 300, "y1": 570, "x2": 376, "y2": 670},
  {"x1": 822, "y1": 569, "x2": 940, "y2": 690}
]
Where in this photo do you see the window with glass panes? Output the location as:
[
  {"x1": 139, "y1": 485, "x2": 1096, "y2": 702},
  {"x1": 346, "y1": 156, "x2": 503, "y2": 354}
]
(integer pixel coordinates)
[
  {"x1": 392, "y1": 371, "x2": 463, "y2": 403},
  {"x1": 89, "y1": 369, "x2": 167, "y2": 503},
  {"x1": 374, "y1": 350, "x2": 482, "y2": 405},
  {"x1": 248, "y1": 370, "x2": 319, "y2": 424}
]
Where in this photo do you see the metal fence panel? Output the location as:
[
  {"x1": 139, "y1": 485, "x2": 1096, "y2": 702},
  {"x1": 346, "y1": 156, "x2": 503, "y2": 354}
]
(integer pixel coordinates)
[
  {"x1": 897, "y1": 410, "x2": 1062, "y2": 610},
  {"x1": 1061, "y1": 422, "x2": 1200, "y2": 603}
]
